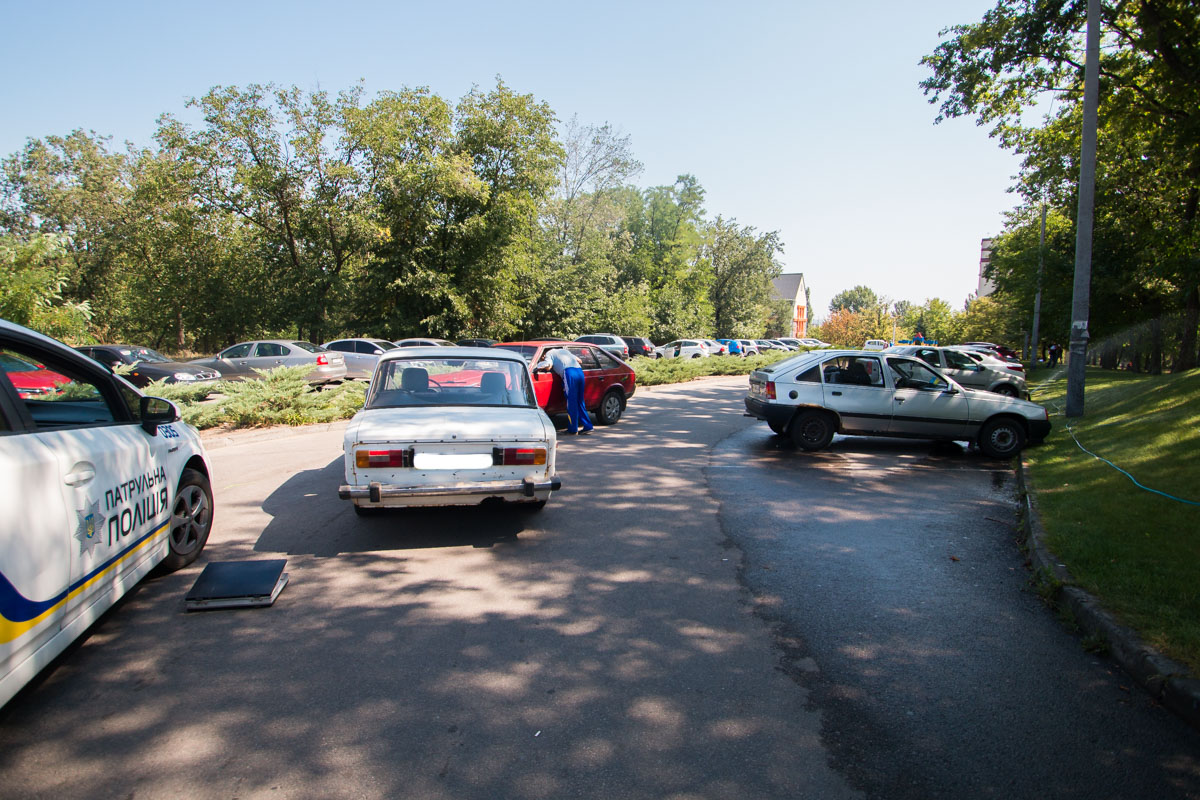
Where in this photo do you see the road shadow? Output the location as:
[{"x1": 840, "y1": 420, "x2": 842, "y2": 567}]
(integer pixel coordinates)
[{"x1": 252, "y1": 456, "x2": 539, "y2": 556}]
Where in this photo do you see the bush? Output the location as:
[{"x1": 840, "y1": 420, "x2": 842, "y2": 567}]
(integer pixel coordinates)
[
  {"x1": 166, "y1": 366, "x2": 366, "y2": 430},
  {"x1": 631, "y1": 350, "x2": 793, "y2": 386}
]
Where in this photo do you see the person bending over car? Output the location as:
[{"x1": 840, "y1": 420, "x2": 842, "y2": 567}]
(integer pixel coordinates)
[{"x1": 538, "y1": 348, "x2": 593, "y2": 435}]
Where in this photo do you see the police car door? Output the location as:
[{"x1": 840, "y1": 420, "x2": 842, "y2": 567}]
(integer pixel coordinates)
[
  {"x1": 0, "y1": 370, "x2": 72, "y2": 692},
  {"x1": 6, "y1": 343, "x2": 172, "y2": 639}
]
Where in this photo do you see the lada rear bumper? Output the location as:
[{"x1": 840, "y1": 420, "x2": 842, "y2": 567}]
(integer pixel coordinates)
[{"x1": 339, "y1": 476, "x2": 561, "y2": 502}]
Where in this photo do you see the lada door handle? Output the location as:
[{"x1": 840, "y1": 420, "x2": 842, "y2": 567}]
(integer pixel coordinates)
[
  {"x1": 831, "y1": 391, "x2": 842, "y2": 396},
  {"x1": 65, "y1": 466, "x2": 96, "y2": 486}
]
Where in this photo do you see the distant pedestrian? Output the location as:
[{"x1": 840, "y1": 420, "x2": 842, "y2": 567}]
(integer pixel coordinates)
[
  {"x1": 1048, "y1": 343, "x2": 1062, "y2": 368},
  {"x1": 537, "y1": 347, "x2": 593, "y2": 435},
  {"x1": 913, "y1": 332, "x2": 926, "y2": 345}
]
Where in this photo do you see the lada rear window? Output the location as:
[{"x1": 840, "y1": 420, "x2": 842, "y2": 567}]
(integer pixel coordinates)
[{"x1": 368, "y1": 357, "x2": 536, "y2": 409}]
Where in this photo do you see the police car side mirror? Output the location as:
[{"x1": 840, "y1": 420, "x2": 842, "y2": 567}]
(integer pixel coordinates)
[{"x1": 140, "y1": 396, "x2": 180, "y2": 435}]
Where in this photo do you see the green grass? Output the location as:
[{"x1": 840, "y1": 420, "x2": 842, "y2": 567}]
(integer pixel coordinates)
[{"x1": 1024, "y1": 365, "x2": 1200, "y2": 672}]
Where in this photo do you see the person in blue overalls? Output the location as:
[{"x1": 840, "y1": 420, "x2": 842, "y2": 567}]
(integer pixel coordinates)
[{"x1": 539, "y1": 347, "x2": 594, "y2": 435}]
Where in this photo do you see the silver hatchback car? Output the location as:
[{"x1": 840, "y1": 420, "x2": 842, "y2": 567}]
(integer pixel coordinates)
[
  {"x1": 885, "y1": 345, "x2": 1027, "y2": 397},
  {"x1": 744, "y1": 349, "x2": 1050, "y2": 459}
]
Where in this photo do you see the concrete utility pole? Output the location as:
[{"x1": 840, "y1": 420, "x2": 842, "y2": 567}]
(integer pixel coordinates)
[
  {"x1": 1066, "y1": 0, "x2": 1101, "y2": 417},
  {"x1": 1030, "y1": 204, "x2": 1046, "y2": 362}
]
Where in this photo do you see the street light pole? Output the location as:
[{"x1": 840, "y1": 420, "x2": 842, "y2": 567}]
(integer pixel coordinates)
[{"x1": 1066, "y1": 0, "x2": 1100, "y2": 417}]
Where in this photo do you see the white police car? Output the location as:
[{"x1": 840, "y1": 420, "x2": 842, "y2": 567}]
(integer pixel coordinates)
[{"x1": 0, "y1": 319, "x2": 214, "y2": 707}]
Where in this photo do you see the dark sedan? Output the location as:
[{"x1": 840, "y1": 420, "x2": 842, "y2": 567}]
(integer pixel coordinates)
[{"x1": 76, "y1": 345, "x2": 221, "y2": 388}]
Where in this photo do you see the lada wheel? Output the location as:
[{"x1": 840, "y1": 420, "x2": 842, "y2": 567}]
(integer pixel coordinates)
[
  {"x1": 790, "y1": 411, "x2": 835, "y2": 451},
  {"x1": 160, "y1": 468, "x2": 213, "y2": 572},
  {"x1": 993, "y1": 384, "x2": 1019, "y2": 397},
  {"x1": 597, "y1": 389, "x2": 625, "y2": 425},
  {"x1": 978, "y1": 417, "x2": 1026, "y2": 459}
]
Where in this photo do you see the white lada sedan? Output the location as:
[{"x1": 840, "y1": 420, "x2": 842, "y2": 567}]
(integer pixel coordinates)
[
  {"x1": 338, "y1": 348, "x2": 561, "y2": 513},
  {"x1": 1, "y1": 319, "x2": 213, "y2": 708},
  {"x1": 744, "y1": 349, "x2": 1051, "y2": 459}
]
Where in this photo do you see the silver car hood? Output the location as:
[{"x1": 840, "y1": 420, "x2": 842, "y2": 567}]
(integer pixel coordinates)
[{"x1": 346, "y1": 405, "x2": 552, "y2": 443}]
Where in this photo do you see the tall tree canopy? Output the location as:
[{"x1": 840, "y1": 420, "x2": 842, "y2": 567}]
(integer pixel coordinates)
[{"x1": 921, "y1": 0, "x2": 1200, "y2": 368}]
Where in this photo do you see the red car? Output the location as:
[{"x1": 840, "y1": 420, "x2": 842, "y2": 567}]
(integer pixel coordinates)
[
  {"x1": 0, "y1": 351, "x2": 71, "y2": 398},
  {"x1": 492, "y1": 340, "x2": 636, "y2": 425}
]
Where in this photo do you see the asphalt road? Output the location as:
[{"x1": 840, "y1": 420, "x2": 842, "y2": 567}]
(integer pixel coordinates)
[
  {"x1": 0, "y1": 377, "x2": 855, "y2": 800},
  {"x1": 711, "y1": 425, "x2": 1200, "y2": 799},
  {"x1": 1, "y1": 376, "x2": 1197, "y2": 799}
]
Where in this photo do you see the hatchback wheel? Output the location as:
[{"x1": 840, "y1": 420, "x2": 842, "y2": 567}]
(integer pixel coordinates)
[
  {"x1": 789, "y1": 411, "x2": 835, "y2": 451},
  {"x1": 978, "y1": 417, "x2": 1026, "y2": 459},
  {"x1": 993, "y1": 384, "x2": 1019, "y2": 397}
]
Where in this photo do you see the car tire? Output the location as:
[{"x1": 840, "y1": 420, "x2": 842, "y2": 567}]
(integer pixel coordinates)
[
  {"x1": 789, "y1": 410, "x2": 835, "y2": 451},
  {"x1": 597, "y1": 389, "x2": 625, "y2": 425},
  {"x1": 159, "y1": 468, "x2": 213, "y2": 572},
  {"x1": 978, "y1": 417, "x2": 1026, "y2": 459},
  {"x1": 691, "y1": 353, "x2": 701, "y2": 359},
  {"x1": 993, "y1": 384, "x2": 1019, "y2": 397}
]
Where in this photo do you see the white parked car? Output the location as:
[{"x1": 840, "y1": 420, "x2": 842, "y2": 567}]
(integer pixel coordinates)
[
  {"x1": 736, "y1": 339, "x2": 761, "y2": 356},
  {"x1": 338, "y1": 348, "x2": 560, "y2": 513},
  {"x1": 0, "y1": 319, "x2": 214, "y2": 708},
  {"x1": 743, "y1": 349, "x2": 1051, "y2": 459},
  {"x1": 654, "y1": 339, "x2": 710, "y2": 359},
  {"x1": 862, "y1": 339, "x2": 890, "y2": 351}
]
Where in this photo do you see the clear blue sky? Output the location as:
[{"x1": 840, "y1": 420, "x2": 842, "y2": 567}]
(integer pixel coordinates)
[{"x1": 0, "y1": 0, "x2": 1018, "y2": 322}]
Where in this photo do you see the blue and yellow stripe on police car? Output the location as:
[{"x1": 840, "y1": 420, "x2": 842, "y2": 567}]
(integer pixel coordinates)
[{"x1": 0, "y1": 520, "x2": 171, "y2": 645}]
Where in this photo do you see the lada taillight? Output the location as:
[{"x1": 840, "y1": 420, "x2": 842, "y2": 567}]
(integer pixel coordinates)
[
  {"x1": 765, "y1": 381, "x2": 777, "y2": 400},
  {"x1": 356, "y1": 449, "x2": 413, "y2": 468},
  {"x1": 317, "y1": 354, "x2": 330, "y2": 365},
  {"x1": 493, "y1": 447, "x2": 547, "y2": 466}
]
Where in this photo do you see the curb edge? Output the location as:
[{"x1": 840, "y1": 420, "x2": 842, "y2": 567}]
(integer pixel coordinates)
[{"x1": 1016, "y1": 458, "x2": 1200, "y2": 731}]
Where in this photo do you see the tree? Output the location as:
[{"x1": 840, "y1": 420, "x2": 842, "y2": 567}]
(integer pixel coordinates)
[
  {"x1": 0, "y1": 234, "x2": 92, "y2": 340},
  {"x1": 157, "y1": 83, "x2": 376, "y2": 344},
  {"x1": 921, "y1": 0, "x2": 1200, "y2": 368},
  {"x1": 703, "y1": 217, "x2": 783, "y2": 337},
  {"x1": 830, "y1": 285, "x2": 881, "y2": 314},
  {"x1": 0, "y1": 131, "x2": 130, "y2": 318}
]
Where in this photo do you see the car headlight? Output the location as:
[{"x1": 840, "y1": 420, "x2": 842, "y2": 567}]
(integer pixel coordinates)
[{"x1": 174, "y1": 372, "x2": 198, "y2": 381}]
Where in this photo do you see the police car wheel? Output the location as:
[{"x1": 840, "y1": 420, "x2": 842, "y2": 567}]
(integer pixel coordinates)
[{"x1": 160, "y1": 468, "x2": 213, "y2": 572}]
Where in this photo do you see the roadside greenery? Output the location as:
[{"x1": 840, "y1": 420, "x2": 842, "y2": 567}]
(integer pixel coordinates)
[
  {"x1": 1, "y1": 81, "x2": 784, "y2": 351},
  {"x1": 630, "y1": 350, "x2": 792, "y2": 386},
  {"x1": 921, "y1": 1, "x2": 1200, "y2": 370},
  {"x1": 1025, "y1": 366, "x2": 1200, "y2": 672},
  {"x1": 149, "y1": 367, "x2": 366, "y2": 430}
]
